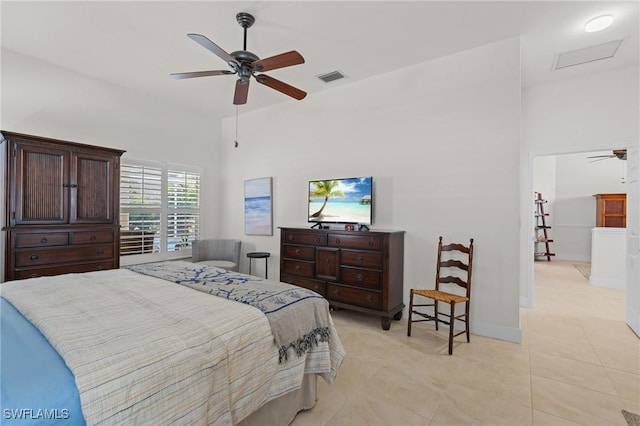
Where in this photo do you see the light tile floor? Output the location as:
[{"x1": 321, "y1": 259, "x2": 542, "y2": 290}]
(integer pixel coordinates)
[{"x1": 292, "y1": 260, "x2": 640, "y2": 425}]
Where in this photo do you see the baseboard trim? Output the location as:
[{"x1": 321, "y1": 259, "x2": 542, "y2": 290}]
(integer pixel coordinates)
[
  {"x1": 589, "y1": 275, "x2": 625, "y2": 289},
  {"x1": 472, "y1": 320, "x2": 521, "y2": 344}
]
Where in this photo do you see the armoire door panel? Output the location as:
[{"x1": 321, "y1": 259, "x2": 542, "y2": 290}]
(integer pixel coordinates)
[
  {"x1": 13, "y1": 142, "x2": 69, "y2": 225},
  {"x1": 70, "y1": 153, "x2": 115, "y2": 224}
]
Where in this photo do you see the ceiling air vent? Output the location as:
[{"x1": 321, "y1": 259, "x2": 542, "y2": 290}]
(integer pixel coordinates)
[
  {"x1": 317, "y1": 70, "x2": 347, "y2": 83},
  {"x1": 553, "y1": 39, "x2": 623, "y2": 70}
]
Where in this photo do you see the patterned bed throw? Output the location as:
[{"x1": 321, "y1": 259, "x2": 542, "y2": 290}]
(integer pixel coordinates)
[{"x1": 128, "y1": 261, "x2": 331, "y2": 362}]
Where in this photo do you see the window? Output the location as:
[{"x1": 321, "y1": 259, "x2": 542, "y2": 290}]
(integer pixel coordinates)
[{"x1": 120, "y1": 159, "x2": 200, "y2": 259}]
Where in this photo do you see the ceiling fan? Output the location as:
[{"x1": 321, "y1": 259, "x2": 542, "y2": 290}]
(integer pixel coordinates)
[
  {"x1": 587, "y1": 149, "x2": 627, "y2": 162},
  {"x1": 171, "y1": 12, "x2": 306, "y2": 105}
]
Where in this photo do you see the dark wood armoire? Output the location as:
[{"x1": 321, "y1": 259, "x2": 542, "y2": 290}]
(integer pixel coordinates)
[{"x1": 2, "y1": 131, "x2": 125, "y2": 281}]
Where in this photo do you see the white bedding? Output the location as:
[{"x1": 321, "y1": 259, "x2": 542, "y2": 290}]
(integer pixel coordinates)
[{"x1": 1, "y1": 268, "x2": 345, "y2": 425}]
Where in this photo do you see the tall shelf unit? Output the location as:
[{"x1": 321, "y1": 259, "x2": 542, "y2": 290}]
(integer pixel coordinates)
[{"x1": 534, "y1": 192, "x2": 555, "y2": 261}]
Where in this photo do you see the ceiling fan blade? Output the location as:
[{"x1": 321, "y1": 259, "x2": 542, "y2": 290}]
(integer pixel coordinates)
[
  {"x1": 586, "y1": 155, "x2": 614, "y2": 159},
  {"x1": 187, "y1": 33, "x2": 239, "y2": 66},
  {"x1": 589, "y1": 157, "x2": 614, "y2": 163},
  {"x1": 255, "y1": 74, "x2": 306, "y2": 100},
  {"x1": 252, "y1": 51, "x2": 305, "y2": 72},
  {"x1": 170, "y1": 70, "x2": 235, "y2": 79},
  {"x1": 233, "y1": 80, "x2": 250, "y2": 105}
]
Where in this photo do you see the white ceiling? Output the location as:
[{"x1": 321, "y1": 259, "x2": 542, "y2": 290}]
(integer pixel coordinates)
[{"x1": 1, "y1": 1, "x2": 638, "y2": 121}]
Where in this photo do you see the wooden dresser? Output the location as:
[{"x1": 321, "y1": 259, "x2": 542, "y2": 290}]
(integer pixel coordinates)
[
  {"x1": 2, "y1": 131, "x2": 125, "y2": 281},
  {"x1": 594, "y1": 193, "x2": 626, "y2": 228},
  {"x1": 279, "y1": 227, "x2": 404, "y2": 330}
]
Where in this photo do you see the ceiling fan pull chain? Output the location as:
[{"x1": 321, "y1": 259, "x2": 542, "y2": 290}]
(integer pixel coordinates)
[{"x1": 234, "y1": 106, "x2": 239, "y2": 148}]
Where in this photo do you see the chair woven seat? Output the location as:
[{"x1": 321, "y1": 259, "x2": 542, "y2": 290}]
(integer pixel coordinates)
[
  {"x1": 407, "y1": 236, "x2": 474, "y2": 355},
  {"x1": 412, "y1": 289, "x2": 469, "y2": 304}
]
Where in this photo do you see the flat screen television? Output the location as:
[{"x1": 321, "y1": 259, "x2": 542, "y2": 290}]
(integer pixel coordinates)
[{"x1": 308, "y1": 176, "x2": 373, "y2": 225}]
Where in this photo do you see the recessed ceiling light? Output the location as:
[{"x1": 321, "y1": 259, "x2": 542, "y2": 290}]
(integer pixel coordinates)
[{"x1": 585, "y1": 15, "x2": 613, "y2": 33}]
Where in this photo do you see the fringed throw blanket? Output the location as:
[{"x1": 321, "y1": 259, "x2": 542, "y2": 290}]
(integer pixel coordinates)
[{"x1": 128, "y1": 261, "x2": 331, "y2": 362}]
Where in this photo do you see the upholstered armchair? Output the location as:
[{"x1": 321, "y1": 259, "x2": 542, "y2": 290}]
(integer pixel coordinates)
[{"x1": 192, "y1": 239, "x2": 242, "y2": 272}]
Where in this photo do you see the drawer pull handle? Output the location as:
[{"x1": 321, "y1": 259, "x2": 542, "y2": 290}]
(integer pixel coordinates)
[
  {"x1": 368, "y1": 240, "x2": 374, "y2": 247},
  {"x1": 357, "y1": 255, "x2": 363, "y2": 262},
  {"x1": 30, "y1": 254, "x2": 39, "y2": 261},
  {"x1": 295, "y1": 248, "x2": 301, "y2": 255},
  {"x1": 288, "y1": 235, "x2": 294, "y2": 241},
  {"x1": 40, "y1": 237, "x2": 48, "y2": 244},
  {"x1": 90, "y1": 235, "x2": 96, "y2": 241},
  {"x1": 335, "y1": 238, "x2": 341, "y2": 244},
  {"x1": 315, "y1": 237, "x2": 321, "y2": 243},
  {"x1": 333, "y1": 289, "x2": 340, "y2": 296},
  {"x1": 97, "y1": 265, "x2": 103, "y2": 271},
  {"x1": 313, "y1": 284, "x2": 319, "y2": 290},
  {"x1": 30, "y1": 274, "x2": 38, "y2": 278},
  {"x1": 356, "y1": 273, "x2": 363, "y2": 281},
  {"x1": 96, "y1": 249, "x2": 104, "y2": 255},
  {"x1": 366, "y1": 295, "x2": 373, "y2": 303},
  {"x1": 295, "y1": 265, "x2": 301, "y2": 271},
  {"x1": 323, "y1": 258, "x2": 329, "y2": 264}
]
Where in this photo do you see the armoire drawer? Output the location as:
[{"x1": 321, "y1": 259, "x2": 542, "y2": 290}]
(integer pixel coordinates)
[
  {"x1": 15, "y1": 245, "x2": 114, "y2": 267},
  {"x1": 15, "y1": 261, "x2": 114, "y2": 279},
  {"x1": 70, "y1": 230, "x2": 114, "y2": 244},
  {"x1": 14, "y1": 232, "x2": 69, "y2": 248},
  {"x1": 328, "y1": 284, "x2": 381, "y2": 310}
]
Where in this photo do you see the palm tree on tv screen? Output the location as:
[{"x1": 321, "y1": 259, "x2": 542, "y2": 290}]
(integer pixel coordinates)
[{"x1": 310, "y1": 180, "x2": 345, "y2": 218}]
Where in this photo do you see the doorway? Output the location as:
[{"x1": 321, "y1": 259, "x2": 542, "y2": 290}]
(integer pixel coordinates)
[{"x1": 526, "y1": 146, "x2": 633, "y2": 330}]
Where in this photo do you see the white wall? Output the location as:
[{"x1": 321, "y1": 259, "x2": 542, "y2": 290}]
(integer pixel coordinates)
[
  {"x1": 219, "y1": 38, "x2": 522, "y2": 342},
  {"x1": 521, "y1": 66, "x2": 640, "y2": 306},
  {"x1": 1, "y1": 48, "x2": 223, "y2": 239}
]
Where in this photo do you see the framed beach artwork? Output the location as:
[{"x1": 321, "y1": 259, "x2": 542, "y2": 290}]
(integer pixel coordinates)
[{"x1": 244, "y1": 177, "x2": 273, "y2": 235}]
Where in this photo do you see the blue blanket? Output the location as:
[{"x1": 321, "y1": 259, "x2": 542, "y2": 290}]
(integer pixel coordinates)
[
  {"x1": 127, "y1": 261, "x2": 332, "y2": 362},
  {"x1": 0, "y1": 297, "x2": 85, "y2": 425}
]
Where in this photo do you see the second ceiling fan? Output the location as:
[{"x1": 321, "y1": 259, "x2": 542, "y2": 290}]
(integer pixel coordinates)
[{"x1": 171, "y1": 12, "x2": 307, "y2": 105}]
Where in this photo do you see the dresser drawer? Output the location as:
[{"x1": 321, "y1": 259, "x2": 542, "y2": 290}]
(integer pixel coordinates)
[
  {"x1": 15, "y1": 261, "x2": 115, "y2": 279},
  {"x1": 328, "y1": 284, "x2": 381, "y2": 310},
  {"x1": 282, "y1": 259, "x2": 315, "y2": 278},
  {"x1": 15, "y1": 245, "x2": 114, "y2": 267},
  {"x1": 15, "y1": 232, "x2": 69, "y2": 248},
  {"x1": 283, "y1": 230, "x2": 327, "y2": 246},
  {"x1": 340, "y1": 267, "x2": 381, "y2": 289},
  {"x1": 281, "y1": 274, "x2": 327, "y2": 297},
  {"x1": 328, "y1": 233, "x2": 382, "y2": 250},
  {"x1": 340, "y1": 249, "x2": 383, "y2": 269},
  {"x1": 283, "y1": 244, "x2": 315, "y2": 261},
  {"x1": 70, "y1": 230, "x2": 114, "y2": 244}
]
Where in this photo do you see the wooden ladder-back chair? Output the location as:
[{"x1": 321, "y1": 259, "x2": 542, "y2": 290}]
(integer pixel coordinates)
[{"x1": 407, "y1": 236, "x2": 474, "y2": 355}]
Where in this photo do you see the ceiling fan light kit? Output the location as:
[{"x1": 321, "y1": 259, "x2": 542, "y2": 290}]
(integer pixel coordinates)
[{"x1": 171, "y1": 12, "x2": 307, "y2": 105}]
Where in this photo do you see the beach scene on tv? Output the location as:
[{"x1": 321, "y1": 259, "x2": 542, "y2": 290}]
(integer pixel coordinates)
[{"x1": 308, "y1": 177, "x2": 372, "y2": 224}]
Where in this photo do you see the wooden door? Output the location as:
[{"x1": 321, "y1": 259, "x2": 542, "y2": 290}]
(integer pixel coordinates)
[
  {"x1": 11, "y1": 141, "x2": 69, "y2": 225},
  {"x1": 69, "y1": 151, "x2": 118, "y2": 224}
]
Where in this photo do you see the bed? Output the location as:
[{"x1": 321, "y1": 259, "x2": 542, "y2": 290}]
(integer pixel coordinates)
[{"x1": 0, "y1": 261, "x2": 345, "y2": 425}]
